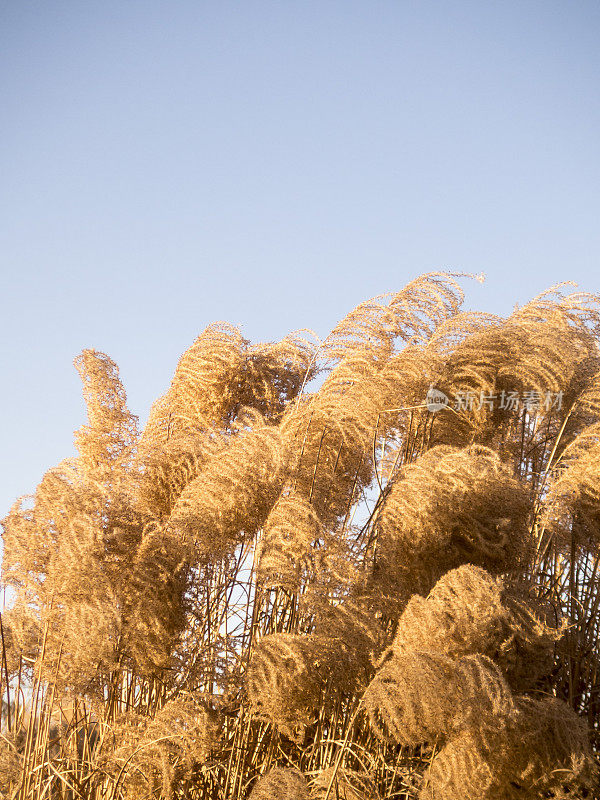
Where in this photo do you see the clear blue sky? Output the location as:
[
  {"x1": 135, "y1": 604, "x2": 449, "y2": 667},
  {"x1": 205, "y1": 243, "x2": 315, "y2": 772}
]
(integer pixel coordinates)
[{"x1": 1, "y1": 1, "x2": 599, "y2": 518}]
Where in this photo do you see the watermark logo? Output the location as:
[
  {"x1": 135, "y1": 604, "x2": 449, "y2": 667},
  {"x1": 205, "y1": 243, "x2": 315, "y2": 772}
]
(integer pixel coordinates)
[
  {"x1": 425, "y1": 387, "x2": 563, "y2": 413},
  {"x1": 425, "y1": 385, "x2": 450, "y2": 412}
]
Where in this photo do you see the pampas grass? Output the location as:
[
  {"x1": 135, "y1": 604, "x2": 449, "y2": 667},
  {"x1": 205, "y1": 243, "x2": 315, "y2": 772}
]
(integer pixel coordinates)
[
  {"x1": 419, "y1": 696, "x2": 598, "y2": 800},
  {"x1": 389, "y1": 564, "x2": 565, "y2": 691},
  {"x1": 363, "y1": 651, "x2": 515, "y2": 747},
  {"x1": 375, "y1": 444, "x2": 533, "y2": 604},
  {"x1": 248, "y1": 767, "x2": 308, "y2": 800},
  {"x1": 1, "y1": 273, "x2": 599, "y2": 799}
]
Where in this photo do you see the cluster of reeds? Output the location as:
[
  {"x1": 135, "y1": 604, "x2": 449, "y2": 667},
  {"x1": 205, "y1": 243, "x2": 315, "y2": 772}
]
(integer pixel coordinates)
[{"x1": 1, "y1": 273, "x2": 599, "y2": 799}]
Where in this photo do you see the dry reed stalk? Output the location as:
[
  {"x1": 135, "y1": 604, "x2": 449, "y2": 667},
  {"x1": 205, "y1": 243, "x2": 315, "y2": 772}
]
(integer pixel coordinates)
[{"x1": 310, "y1": 766, "x2": 381, "y2": 800}]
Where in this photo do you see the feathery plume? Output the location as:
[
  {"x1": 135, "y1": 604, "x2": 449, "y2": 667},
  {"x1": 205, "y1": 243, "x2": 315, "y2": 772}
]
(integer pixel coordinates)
[
  {"x1": 257, "y1": 489, "x2": 322, "y2": 590},
  {"x1": 249, "y1": 766, "x2": 309, "y2": 800},
  {"x1": 420, "y1": 696, "x2": 598, "y2": 800},
  {"x1": 108, "y1": 696, "x2": 222, "y2": 800},
  {"x1": 246, "y1": 632, "x2": 338, "y2": 741},
  {"x1": 390, "y1": 564, "x2": 564, "y2": 691},
  {"x1": 543, "y1": 423, "x2": 600, "y2": 552},
  {"x1": 169, "y1": 414, "x2": 288, "y2": 563},
  {"x1": 376, "y1": 445, "x2": 532, "y2": 602},
  {"x1": 363, "y1": 651, "x2": 514, "y2": 747},
  {"x1": 73, "y1": 349, "x2": 138, "y2": 481},
  {"x1": 140, "y1": 324, "x2": 316, "y2": 449}
]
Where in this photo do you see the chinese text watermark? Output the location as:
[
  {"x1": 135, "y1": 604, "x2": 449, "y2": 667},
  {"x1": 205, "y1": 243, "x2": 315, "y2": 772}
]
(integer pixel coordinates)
[{"x1": 425, "y1": 386, "x2": 563, "y2": 413}]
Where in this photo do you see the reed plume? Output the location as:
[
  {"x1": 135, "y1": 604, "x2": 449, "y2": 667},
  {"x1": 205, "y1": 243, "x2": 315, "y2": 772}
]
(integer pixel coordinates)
[
  {"x1": 363, "y1": 651, "x2": 514, "y2": 747},
  {"x1": 249, "y1": 767, "x2": 309, "y2": 800},
  {"x1": 109, "y1": 695, "x2": 222, "y2": 800},
  {"x1": 375, "y1": 444, "x2": 532, "y2": 604},
  {"x1": 263, "y1": 274, "x2": 468, "y2": 594},
  {"x1": 256, "y1": 489, "x2": 323, "y2": 590},
  {"x1": 420, "y1": 696, "x2": 598, "y2": 799},
  {"x1": 434, "y1": 286, "x2": 600, "y2": 450},
  {"x1": 136, "y1": 433, "x2": 219, "y2": 521},
  {"x1": 168, "y1": 413, "x2": 288, "y2": 564},
  {"x1": 141, "y1": 324, "x2": 315, "y2": 449},
  {"x1": 246, "y1": 632, "x2": 338, "y2": 741},
  {"x1": 389, "y1": 564, "x2": 565, "y2": 691},
  {"x1": 73, "y1": 349, "x2": 139, "y2": 481},
  {"x1": 543, "y1": 423, "x2": 600, "y2": 552},
  {"x1": 321, "y1": 272, "x2": 465, "y2": 362}
]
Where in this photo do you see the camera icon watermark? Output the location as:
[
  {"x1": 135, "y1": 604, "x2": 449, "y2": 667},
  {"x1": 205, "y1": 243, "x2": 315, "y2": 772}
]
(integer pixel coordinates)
[{"x1": 425, "y1": 385, "x2": 450, "y2": 412}]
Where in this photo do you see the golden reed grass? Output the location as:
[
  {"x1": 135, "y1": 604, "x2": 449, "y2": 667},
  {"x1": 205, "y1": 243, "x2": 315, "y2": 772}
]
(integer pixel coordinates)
[{"x1": 1, "y1": 273, "x2": 599, "y2": 798}]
